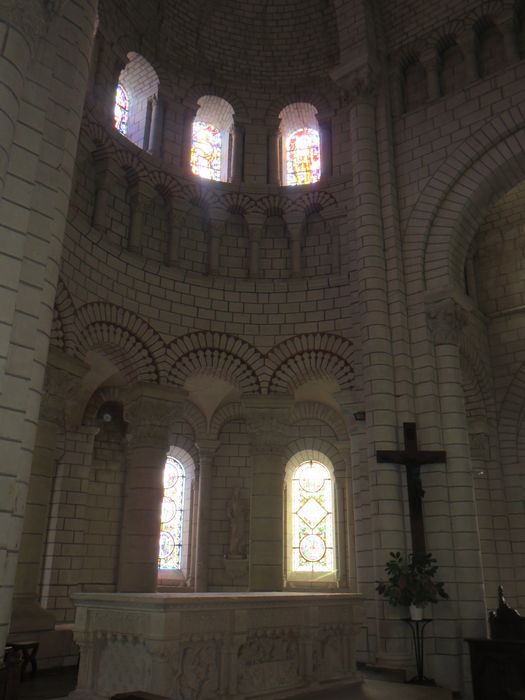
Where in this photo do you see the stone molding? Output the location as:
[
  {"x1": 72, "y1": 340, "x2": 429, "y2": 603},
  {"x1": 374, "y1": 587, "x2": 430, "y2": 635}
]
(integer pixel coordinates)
[
  {"x1": 330, "y1": 60, "x2": 380, "y2": 106},
  {"x1": 426, "y1": 298, "x2": 468, "y2": 346},
  {"x1": 123, "y1": 384, "x2": 187, "y2": 446}
]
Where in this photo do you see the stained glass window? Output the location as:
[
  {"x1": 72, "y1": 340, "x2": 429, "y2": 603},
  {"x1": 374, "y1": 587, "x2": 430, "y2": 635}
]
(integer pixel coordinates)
[
  {"x1": 114, "y1": 84, "x2": 129, "y2": 136},
  {"x1": 190, "y1": 120, "x2": 222, "y2": 181},
  {"x1": 286, "y1": 127, "x2": 321, "y2": 186},
  {"x1": 291, "y1": 460, "x2": 335, "y2": 573},
  {"x1": 158, "y1": 456, "x2": 186, "y2": 571}
]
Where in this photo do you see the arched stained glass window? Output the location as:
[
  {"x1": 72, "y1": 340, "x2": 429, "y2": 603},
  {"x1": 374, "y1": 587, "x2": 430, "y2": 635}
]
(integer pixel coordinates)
[
  {"x1": 158, "y1": 456, "x2": 186, "y2": 571},
  {"x1": 114, "y1": 84, "x2": 129, "y2": 136},
  {"x1": 190, "y1": 120, "x2": 222, "y2": 181},
  {"x1": 286, "y1": 128, "x2": 321, "y2": 186},
  {"x1": 291, "y1": 460, "x2": 335, "y2": 573}
]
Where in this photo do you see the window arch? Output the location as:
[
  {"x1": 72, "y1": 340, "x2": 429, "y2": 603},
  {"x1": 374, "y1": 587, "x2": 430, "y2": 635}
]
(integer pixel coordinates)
[
  {"x1": 279, "y1": 103, "x2": 321, "y2": 186},
  {"x1": 157, "y1": 448, "x2": 195, "y2": 584},
  {"x1": 284, "y1": 451, "x2": 338, "y2": 586},
  {"x1": 115, "y1": 52, "x2": 160, "y2": 149},
  {"x1": 190, "y1": 95, "x2": 235, "y2": 182}
]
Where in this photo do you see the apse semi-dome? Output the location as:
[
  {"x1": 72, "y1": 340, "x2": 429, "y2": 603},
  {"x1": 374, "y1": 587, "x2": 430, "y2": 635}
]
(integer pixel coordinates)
[{"x1": 161, "y1": 0, "x2": 340, "y2": 84}]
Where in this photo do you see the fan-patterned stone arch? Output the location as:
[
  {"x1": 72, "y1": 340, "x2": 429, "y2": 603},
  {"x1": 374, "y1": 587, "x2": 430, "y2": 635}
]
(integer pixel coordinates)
[
  {"x1": 166, "y1": 333, "x2": 264, "y2": 394},
  {"x1": 73, "y1": 303, "x2": 165, "y2": 383},
  {"x1": 293, "y1": 190, "x2": 338, "y2": 216},
  {"x1": 182, "y1": 400, "x2": 207, "y2": 441},
  {"x1": 51, "y1": 279, "x2": 77, "y2": 353},
  {"x1": 265, "y1": 334, "x2": 354, "y2": 394},
  {"x1": 209, "y1": 402, "x2": 245, "y2": 441},
  {"x1": 290, "y1": 401, "x2": 349, "y2": 442}
]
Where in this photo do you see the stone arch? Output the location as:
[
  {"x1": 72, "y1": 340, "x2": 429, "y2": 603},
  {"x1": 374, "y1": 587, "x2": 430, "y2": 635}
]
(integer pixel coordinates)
[
  {"x1": 209, "y1": 402, "x2": 245, "y2": 441},
  {"x1": 166, "y1": 333, "x2": 264, "y2": 394},
  {"x1": 51, "y1": 279, "x2": 77, "y2": 353},
  {"x1": 83, "y1": 385, "x2": 123, "y2": 426},
  {"x1": 265, "y1": 334, "x2": 354, "y2": 395},
  {"x1": 183, "y1": 84, "x2": 249, "y2": 125},
  {"x1": 265, "y1": 92, "x2": 334, "y2": 125},
  {"x1": 182, "y1": 401, "x2": 207, "y2": 441},
  {"x1": 405, "y1": 106, "x2": 525, "y2": 293},
  {"x1": 290, "y1": 401, "x2": 349, "y2": 442},
  {"x1": 73, "y1": 302, "x2": 165, "y2": 383},
  {"x1": 283, "y1": 439, "x2": 347, "y2": 476}
]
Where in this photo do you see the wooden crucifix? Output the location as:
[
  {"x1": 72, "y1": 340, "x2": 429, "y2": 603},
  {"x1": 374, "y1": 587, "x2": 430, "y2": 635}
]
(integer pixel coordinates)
[{"x1": 376, "y1": 423, "x2": 446, "y2": 557}]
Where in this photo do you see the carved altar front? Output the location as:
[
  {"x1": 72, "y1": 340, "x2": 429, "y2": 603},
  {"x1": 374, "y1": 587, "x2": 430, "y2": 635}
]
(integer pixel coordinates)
[{"x1": 72, "y1": 592, "x2": 364, "y2": 700}]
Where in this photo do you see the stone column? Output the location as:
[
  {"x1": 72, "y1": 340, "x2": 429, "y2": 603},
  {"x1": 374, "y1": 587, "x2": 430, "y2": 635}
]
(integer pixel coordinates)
[
  {"x1": 267, "y1": 120, "x2": 281, "y2": 185},
  {"x1": 421, "y1": 48, "x2": 441, "y2": 101},
  {"x1": 10, "y1": 351, "x2": 86, "y2": 634},
  {"x1": 0, "y1": 0, "x2": 98, "y2": 661},
  {"x1": 245, "y1": 212, "x2": 266, "y2": 278},
  {"x1": 208, "y1": 211, "x2": 228, "y2": 276},
  {"x1": 230, "y1": 122, "x2": 245, "y2": 185},
  {"x1": 458, "y1": 30, "x2": 479, "y2": 83},
  {"x1": 92, "y1": 151, "x2": 116, "y2": 232},
  {"x1": 286, "y1": 217, "x2": 303, "y2": 278},
  {"x1": 244, "y1": 396, "x2": 292, "y2": 591},
  {"x1": 119, "y1": 384, "x2": 186, "y2": 592},
  {"x1": 182, "y1": 104, "x2": 198, "y2": 175},
  {"x1": 194, "y1": 440, "x2": 220, "y2": 591},
  {"x1": 331, "y1": 62, "x2": 403, "y2": 667},
  {"x1": 148, "y1": 94, "x2": 165, "y2": 158},
  {"x1": 166, "y1": 202, "x2": 184, "y2": 267},
  {"x1": 128, "y1": 185, "x2": 148, "y2": 254},
  {"x1": 0, "y1": 2, "x2": 37, "y2": 201},
  {"x1": 318, "y1": 114, "x2": 333, "y2": 179},
  {"x1": 389, "y1": 62, "x2": 404, "y2": 117},
  {"x1": 427, "y1": 298, "x2": 487, "y2": 691},
  {"x1": 499, "y1": 15, "x2": 519, "y2": 64}
]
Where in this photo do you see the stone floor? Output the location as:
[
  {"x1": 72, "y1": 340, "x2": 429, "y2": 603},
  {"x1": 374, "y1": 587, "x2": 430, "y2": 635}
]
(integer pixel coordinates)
[{"x1": 15, "y1": 667, "x2": 453, "y2": 700}]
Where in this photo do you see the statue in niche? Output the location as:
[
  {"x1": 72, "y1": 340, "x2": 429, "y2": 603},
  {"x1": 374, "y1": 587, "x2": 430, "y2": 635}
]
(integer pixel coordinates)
[{"x1": 227, "y1": 487, "x2": 246, "y2": 559}]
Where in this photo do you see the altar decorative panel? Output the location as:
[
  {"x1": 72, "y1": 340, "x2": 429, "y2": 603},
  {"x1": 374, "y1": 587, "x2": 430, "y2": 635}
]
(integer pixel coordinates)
[{"x1": 72, "y1": 592, "x2": 364, "y2": 700}]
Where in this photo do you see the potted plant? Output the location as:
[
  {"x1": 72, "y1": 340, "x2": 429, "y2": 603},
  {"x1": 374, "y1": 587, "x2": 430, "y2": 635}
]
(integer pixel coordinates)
[{"x1": 376, "y1": 551, "x2": 449, "y2": 619}]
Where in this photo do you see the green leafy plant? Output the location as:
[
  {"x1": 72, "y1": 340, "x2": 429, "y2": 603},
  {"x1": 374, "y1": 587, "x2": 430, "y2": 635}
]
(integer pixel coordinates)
[{"x1": 376, "y1": 552, "x2": 449, "y2": 608}]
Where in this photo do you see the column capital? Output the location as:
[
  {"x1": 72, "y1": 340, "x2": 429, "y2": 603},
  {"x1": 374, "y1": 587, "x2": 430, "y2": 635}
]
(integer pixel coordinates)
[
  {"x1": 331, "y1": 60, "x2": 380, "y2": 106},
  {"x1": 426, "y1": 298, "x2": 468, "y2": 346},
  {"x1": 243, "y1": 396, "x2": 293, "y2": 454},
  {"x1": 41, "y1": 349, "x2": 89, "y2": 426},
  {"x1": 122, "y1": 383, "x2": 187, "y2": 446},
  {"x1": 196, "y1": 439, "x2": 220, "y2": 462}
]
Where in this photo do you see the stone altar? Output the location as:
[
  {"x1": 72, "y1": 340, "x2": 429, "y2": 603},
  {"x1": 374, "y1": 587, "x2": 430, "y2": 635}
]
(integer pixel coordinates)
[{"x1": 71, "y1": 592, "x2": 364, "y2": 700}]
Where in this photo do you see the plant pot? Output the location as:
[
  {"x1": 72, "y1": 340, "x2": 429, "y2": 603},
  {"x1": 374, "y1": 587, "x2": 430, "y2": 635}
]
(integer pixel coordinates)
[{"x1": 409, "y1": 604, "x2": 424, "y2": 621}]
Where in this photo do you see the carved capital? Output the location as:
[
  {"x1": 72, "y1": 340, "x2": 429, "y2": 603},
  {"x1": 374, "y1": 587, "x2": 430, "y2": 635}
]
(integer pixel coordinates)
[
  {"x1": 244, "y1": 396, "x2": 293, "y2": 455},
  {"x1": 331, "y1": 61, "x2": 380, "y2": 106},
  {"x1": 426, "y1": 299, "x2": 467, "y2": 346},
  {"x1": 123, "y1": 384, "x2": 186, "y2": 447},
  {"x1": 469, "y1": 432, "x2": 490, "y2": 461}
]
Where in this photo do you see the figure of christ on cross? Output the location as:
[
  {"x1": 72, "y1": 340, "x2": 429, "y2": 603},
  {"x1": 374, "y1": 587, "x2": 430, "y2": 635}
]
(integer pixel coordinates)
[{"x1": 376, "y1": 423, "x2": 447, "y2": 557}]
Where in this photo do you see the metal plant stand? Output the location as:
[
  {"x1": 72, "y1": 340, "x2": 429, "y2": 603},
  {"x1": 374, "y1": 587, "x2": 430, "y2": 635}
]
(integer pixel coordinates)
[{"x1": 402, "y1": 618, "x2": 436, "y2": 686}]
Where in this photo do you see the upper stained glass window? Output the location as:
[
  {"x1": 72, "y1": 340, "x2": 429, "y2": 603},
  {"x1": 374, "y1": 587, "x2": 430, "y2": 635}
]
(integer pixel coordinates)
[
  {"x1": 114, "y1": 84, "x2": 129, "y2": 136},
  {"x1": 291, "y1": 460, "x2": 334, "y2": 573},
  {"x1": 191, "y1": 120, "x2": 222, "y2": 181},
  {"x1": 158, "y1": 456, "x2": 186, "y2": 571},
  {"x1": 286, "y1": 127, "x2": 321, "y2": 186}
]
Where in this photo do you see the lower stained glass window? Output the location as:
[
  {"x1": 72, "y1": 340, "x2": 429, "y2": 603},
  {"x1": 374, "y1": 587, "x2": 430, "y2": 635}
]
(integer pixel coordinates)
[
  {"x1": 158, "y1": 456, "x2": 185, "y2": 570},
  {"x1": 114, "y1": 84, "x2": 129, "y2": 136},
  {"x1": 291, "y1": 460, "x2": 334, "y2": 573},
  {"x1": 286, "y1": 127, "x2": 321, "y2": 186},
  {"x1": 190, "y1": 120, "x2": 222, "y2": 181}
]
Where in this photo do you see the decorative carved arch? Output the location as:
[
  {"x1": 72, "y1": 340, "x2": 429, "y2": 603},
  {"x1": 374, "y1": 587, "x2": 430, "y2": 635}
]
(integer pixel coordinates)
[
  {"x1": 73, "y1": 303, "x2": 165, "y2": 383},
  {"x1": 166, "y1": 333, "x2": 264, "y2": 393},
  {"x1": 51, "y1": 279, "x2": 77, "y2": 353},
  {"x1": 83, "y1": 385, "x2": 123, "y2": 425},
  {"x1": 290, "y1": 401, "x2": 349, "y2": 442},
  {"x1": 283, "y1": 439, "x2": 347, "y2": 476},
  {"x1": 293, "y1": 190, "x2": 338, "y2": 216},
  {"x1": 218, "y1": 192, "x2": 257, "y2": 215},
  {"x1": 265, "y1": 334, "x2": 354, "y2": 394},
  {"x1": 255, "y1": 195, "x2": 295, "y2": 217},
  {"x1": 182, "y1": 400, "x2": 207, "y2": 440},
  {"x1": 209, "y1": 401, "x2": 245, "y2": 441}
]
